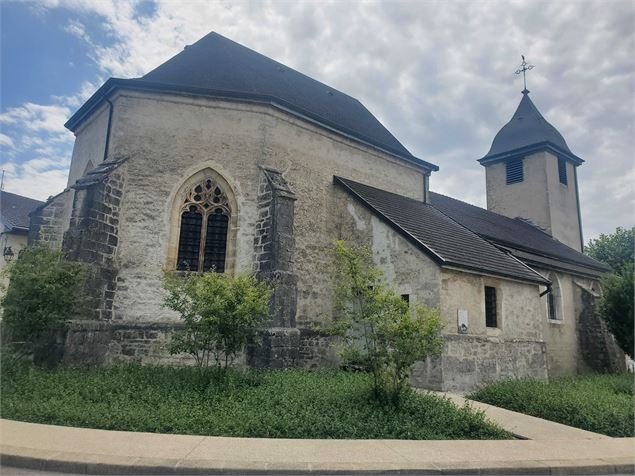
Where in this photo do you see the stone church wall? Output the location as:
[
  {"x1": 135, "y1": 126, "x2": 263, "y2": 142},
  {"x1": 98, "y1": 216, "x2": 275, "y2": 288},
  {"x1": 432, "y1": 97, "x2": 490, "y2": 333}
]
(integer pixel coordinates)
[
  {"x1": 58, "y1": 90, "x2": 430, "y2": 365},
  {"x1": 28, "y1": 189, "x2": 74, "y2": 250},
  {"x1": 538, "y1": 270, "x2": 586, "y2": 377},
  {"x1": 66, "y1": 103, "x2": 111, "y2": 187},
  {"x1": 411, "y1": 269, "x2": 548, "y2": 392},
  {"x1": 575, "y1": 279, "x2": 626, "y2": 374}
]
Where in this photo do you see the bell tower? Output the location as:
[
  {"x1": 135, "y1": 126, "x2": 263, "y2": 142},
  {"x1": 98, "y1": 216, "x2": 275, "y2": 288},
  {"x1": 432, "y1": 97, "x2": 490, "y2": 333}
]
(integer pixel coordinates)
[{"x1": 479, "y1": 60, "x2": 585, "y2": 251}]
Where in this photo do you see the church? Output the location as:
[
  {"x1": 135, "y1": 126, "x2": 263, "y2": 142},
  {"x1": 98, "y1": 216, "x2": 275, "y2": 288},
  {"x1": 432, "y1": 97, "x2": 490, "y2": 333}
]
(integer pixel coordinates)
[{"x1": 30, "y1": 32, "x2": 624, "y2": 391}]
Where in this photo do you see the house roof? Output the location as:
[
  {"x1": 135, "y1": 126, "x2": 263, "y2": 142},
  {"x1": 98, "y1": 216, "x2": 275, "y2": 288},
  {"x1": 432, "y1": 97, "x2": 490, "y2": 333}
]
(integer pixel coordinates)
[
  {"x1": 479, "y1": 91, "x2": 583, "y2": 166},
  {"x1": 0, "y1": 190, "x2": 44, "y2": 231},
  {"x1": 65, "y1": 32, "x2": 438, "y2": 172},
  {"x1": 335, "y1": 176, "x2": 549, "y2": 285},
  {"x1": 429, "y1": 191, "x2": 610, "y2": 277}
]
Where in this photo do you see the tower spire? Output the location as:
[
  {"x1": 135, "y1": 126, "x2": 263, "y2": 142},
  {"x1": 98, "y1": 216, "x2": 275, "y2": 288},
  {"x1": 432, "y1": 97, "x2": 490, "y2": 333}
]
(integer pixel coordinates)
[{"x1": 515, "y1": 55, "x2": 534, "y2": 94}]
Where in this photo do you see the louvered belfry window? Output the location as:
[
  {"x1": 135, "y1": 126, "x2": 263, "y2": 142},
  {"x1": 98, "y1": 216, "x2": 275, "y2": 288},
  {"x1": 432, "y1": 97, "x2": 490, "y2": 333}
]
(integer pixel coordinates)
[
  {"x1": 506, "y1": 158, "x2": 524, "y2": 184},
  {"x1": 558, "y1": 157, "x2": 568, "y2": 185},
  {"x1": 176, "y1": 179, "x2": 230, "y2": 272}
]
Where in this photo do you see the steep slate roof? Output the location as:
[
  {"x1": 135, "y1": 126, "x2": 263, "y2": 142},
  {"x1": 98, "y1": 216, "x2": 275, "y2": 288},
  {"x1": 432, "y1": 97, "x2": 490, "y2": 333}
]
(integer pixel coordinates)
[
  {"x1": 429, "y1": 191, "x2": 610, "y2": 277},
  {"x1": 0, "y1": 190, "x2": 44, "y2": 231},
  {"x1": 66, "y1": 32, "x2": 438, "y2": 172},
  {"x1": 335, "y1": 176, "x2": 548, "y2": 285},
  {"x1": 479, "y1": 91, "x2": 583, "y2": 165}
]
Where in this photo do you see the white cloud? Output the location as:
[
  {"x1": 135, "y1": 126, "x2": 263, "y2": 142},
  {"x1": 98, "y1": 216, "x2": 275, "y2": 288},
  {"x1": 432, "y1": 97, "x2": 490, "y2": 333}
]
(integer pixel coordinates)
[
  {"x1": 0, "y1": 103, "x2": 73, "y2": 136},
  {"x1": 5, "y1": 0, "x2": 634, "y2": 240},
  {"x1": 0, "y1": 133, "x2": 15, "y2": 149}
]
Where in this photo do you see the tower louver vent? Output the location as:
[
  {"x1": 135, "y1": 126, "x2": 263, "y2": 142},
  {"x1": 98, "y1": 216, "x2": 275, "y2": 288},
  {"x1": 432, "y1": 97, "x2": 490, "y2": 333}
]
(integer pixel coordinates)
[{"x1": 506, "y1": 158, "x2": 524, "y2": 184}]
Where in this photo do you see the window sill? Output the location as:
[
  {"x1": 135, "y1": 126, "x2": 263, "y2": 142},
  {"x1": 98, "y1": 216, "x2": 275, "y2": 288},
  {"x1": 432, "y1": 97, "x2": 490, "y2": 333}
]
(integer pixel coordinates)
[
  {"x1": 486, "y1": 327, "x2": 502, "y2": 336},
  {"x1": 548, "y1": 319, "x2": 564, "y2": 325}
]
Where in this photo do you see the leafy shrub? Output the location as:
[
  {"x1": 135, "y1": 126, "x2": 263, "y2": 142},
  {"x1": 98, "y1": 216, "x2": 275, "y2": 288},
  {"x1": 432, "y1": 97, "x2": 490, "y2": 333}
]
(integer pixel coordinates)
[
  {"x1": 468, "y1": 374, "x2": 634, "y2": 437},
  {"x1": 598, "y1": 268, "x2": 634, "y2": 357},
  {"x1": 586, "y1": 226, "x2": 635, "y2": 356},
  {"x1": 331, "y1": 240, "x2": 443, "y2": 405},
  {"x1": 163, "y1": 271, "x2": 272, "y2": 369},
  {"x1": 1, "y1": 246, "x2": 89, "y2": 357},
  {"x1": 1, "y1": 365, "x2": 510, "y2": 440}
]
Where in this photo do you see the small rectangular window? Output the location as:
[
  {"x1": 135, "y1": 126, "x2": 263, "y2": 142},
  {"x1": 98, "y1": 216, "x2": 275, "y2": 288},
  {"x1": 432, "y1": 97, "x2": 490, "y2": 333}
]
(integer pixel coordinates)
[
  {"x1": 401, "y1": 294, "x2": 410, "y2": 305},
  {"x1": 558, "y1": 157, "x2": 568, "y2": 185},
  {"x1": 485, "y1": 286, "x2": 497, "y2": 328},
  {"x1": 506, "y1": 158, "x2": 524, "y2": 184}
]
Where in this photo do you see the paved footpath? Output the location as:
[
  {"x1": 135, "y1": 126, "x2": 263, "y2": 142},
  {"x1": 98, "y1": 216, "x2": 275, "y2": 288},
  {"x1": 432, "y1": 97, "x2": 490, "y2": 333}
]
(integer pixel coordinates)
[
  {"x1": 1, "y1": 393, "x2": 634, "y2": 475},
  {"x1": 428, "y1": 391, "x2": 611, "y2": 440}
]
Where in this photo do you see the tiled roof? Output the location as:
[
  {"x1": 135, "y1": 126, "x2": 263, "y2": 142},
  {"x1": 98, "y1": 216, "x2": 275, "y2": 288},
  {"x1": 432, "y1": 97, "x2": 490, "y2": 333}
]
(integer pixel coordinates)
[
  {"x1": 0, "y1": 190, "x2": 44, "y2": 231},
  {"x1": 479, "y1": 91, "x2": 582, "y2": 165},
  {"x1": 66, "y1": 32, "x2": 438, "y2": 172},
  {"x1": 335, "y1": 176, "x2": 548, "y2": 284},
  {"x1": 429, "y1": 191, "x2": 610, "y2": 277}
]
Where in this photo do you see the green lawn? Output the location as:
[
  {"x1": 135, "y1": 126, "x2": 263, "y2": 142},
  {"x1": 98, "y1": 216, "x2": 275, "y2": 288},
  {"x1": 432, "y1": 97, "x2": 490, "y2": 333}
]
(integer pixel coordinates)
[
  {"x1": 1, "y1": 364, "x2": 510, "y2": 440},
  {"x1": 468, "y1": 373, "x2": 634, "y2": 437}
]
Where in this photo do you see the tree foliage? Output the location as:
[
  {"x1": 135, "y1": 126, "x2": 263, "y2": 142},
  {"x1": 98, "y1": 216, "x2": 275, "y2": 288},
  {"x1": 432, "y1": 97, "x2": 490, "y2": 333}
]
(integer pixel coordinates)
[
  {"x1": 331, "y1": 240, "x2": 443, "y2": 405},
  {"x1": 586, "y1": 226, "x2": 634, "y2": 356},
  {"x1": 1, "y1": 246, "x2": 89, "y2": 343},
  {"x1": 597, "y1": 268, "x2": 634, "y2": 356},
  {"x1": 586, "y1": 226, "x2": 634, "y2": 273},
  {"x1": 163, "y1": 271, "x2": 272, "y2": 369}
]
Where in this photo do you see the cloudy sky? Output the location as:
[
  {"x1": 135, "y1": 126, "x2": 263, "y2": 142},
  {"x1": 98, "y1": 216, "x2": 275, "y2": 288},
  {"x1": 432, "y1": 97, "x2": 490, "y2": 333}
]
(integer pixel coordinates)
[{"x1": 1, "y1": 0, "x2": 633, "y2": 242}]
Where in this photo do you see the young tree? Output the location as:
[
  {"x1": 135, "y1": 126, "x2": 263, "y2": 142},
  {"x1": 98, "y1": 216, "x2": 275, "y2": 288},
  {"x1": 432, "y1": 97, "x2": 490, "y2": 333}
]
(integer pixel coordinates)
[
  {"x1": 586, "y1": 226, "x2": 634, "y2": 356},
  {"x1": 1, "y1": 246, "x2": 89, "y2": 368},
  {"x1": 163, "y1": 271, "x2": 272, "y2": 369},
  {"x1": 332, "y1": 240, "x2": 443, "y2": 404}
]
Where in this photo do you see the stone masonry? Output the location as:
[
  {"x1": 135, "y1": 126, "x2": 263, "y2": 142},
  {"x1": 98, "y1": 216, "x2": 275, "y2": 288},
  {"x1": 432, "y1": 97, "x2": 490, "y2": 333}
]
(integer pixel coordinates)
[
  {"x1": 249, "y1": 167, "x2": 300, "y2": 368},
  {"x1": 28, "y1": 190, "x2": 73, "y2": 250},
  {"x1": 577, "y1": 284, "x2": 626, "y2": 373},
  {"x1": 63, "y1": 163, "x2": 124, "y2": 322}
]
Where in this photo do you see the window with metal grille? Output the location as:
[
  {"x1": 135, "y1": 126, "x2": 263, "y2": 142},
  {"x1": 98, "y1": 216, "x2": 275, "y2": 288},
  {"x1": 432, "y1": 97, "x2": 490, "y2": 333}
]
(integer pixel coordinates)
[
  {"x1": 506, "y1": 158, "x2": 524, "y2": 184},
  {"x1": 176, "y1": 179, "x2": 231, "y2": 273},
  {"x1": 484, "y1": 286, "x2": 497, "y2": 328},
  {"x1": 558, "y1": 157, "x2": 568, "y2": 185}
]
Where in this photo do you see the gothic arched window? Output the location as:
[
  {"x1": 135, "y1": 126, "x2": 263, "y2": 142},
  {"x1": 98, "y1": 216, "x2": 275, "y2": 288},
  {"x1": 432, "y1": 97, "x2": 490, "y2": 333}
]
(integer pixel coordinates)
[
  {"x1": 176, "y1": 178, "x2": 231, "y2": 272},
  {"x1": 546, "y1": 274, "x2": 563, "y2": 321}
]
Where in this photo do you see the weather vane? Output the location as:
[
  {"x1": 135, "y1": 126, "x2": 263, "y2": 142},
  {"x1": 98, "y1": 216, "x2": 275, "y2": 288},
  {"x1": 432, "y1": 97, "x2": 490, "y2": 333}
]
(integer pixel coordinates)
[{"x1": 515, "y1": 55, "x2": 534, "y2": 93}]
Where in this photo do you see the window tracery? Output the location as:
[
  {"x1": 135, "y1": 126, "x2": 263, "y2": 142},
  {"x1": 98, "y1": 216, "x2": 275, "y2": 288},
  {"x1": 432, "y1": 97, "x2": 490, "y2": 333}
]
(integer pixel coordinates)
[{"x1": 176, "y1": 178, "x2": 231, "y2": 272}]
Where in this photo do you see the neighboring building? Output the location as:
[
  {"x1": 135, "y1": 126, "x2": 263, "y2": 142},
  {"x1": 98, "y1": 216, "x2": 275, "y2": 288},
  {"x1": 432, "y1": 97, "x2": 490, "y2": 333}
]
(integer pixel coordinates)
[
  {"x1": 29, "y1": 32, "x2": 624, "y2": 390},
  {"x1": 0, "y1": 190, "x2": 44, "y2": 274}
]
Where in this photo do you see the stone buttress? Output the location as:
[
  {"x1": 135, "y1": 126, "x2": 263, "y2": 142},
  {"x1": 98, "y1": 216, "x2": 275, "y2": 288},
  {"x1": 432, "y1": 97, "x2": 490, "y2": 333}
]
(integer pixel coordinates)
[{"x1": 248, "y1": 167, "x2": 300, "y2": 368}]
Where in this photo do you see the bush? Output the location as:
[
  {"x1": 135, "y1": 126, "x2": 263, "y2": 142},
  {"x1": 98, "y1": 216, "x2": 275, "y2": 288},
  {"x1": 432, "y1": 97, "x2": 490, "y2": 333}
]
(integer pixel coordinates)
[
  {"x1": 1, "y1": 246, "x2": 89, "y2": 357},
  {"x1": 598, "y1": 268, "x2": 634, "y2": 356},
  {"x1": 468, "y1": 374, "x2": 634, "y2": 437},
  {"x1": 163, "y1": 271, "x2": 272, "y2": 369},
  {"x1": 586, "y1": 226, "x2": 635, "y2": 356},
  {"x1": 1, "y1": 365, "x2": 510, "y2": 440},
  {"x1": 331, "y1": 240, "x2": 443, "y2": 405}
]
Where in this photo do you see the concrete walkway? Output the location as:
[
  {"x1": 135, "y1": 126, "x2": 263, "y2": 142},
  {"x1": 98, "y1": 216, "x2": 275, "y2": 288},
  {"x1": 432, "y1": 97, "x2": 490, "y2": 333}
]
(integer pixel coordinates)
[
  {"x1": 1, "y1": 419, "x2": 633, "y2": 475},
  {"x1": 428, "y1": 391, "x2": 610, "y2": 440}
]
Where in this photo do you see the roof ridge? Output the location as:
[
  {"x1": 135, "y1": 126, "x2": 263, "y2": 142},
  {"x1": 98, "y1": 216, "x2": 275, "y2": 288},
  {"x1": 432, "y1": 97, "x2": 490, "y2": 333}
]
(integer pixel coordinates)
[
  {"x1": 430, "y1": 190, "x2": 556, "y2": 237},
  {"x1": 177, "y1": 31, "x2": 361, "y2": 103},
  {"x1": 425, "y1": 192, "x2": 547, "y2": 283},
  {"x1": 0, "y1": 189, "x2": 45, "y2": 204},
  {"x1": 429, "y1": 191, "x2": 609, "y2": 273},
  {"x1": 336, "y1": 176, "x2": 548, "y2": 284}
]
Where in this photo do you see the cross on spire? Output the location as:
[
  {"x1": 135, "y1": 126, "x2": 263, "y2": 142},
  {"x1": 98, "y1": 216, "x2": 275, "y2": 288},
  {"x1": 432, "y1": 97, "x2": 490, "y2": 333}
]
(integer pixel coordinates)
[{"x1": 515, "y1": 55, "x2": 534, "y2": 94}]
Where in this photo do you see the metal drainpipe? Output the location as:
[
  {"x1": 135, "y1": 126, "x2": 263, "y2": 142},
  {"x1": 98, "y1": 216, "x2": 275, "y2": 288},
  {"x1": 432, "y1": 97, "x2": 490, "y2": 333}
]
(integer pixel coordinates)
[
  {"x1": 103, "y1": 99, "x2": 114, "y2": 163},
  {"x1": 573, "y1": 166, "x2": 584, "y2": 251}
]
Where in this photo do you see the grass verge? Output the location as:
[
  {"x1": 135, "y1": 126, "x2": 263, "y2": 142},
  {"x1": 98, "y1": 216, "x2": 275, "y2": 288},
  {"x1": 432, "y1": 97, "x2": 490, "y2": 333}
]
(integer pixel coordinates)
[
  {"x1": 1, "y1": 364, "x2": 510, "y2": 440},
  {"x1": 468, "y1": 373, "x2": 634, "y2": 437}
]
